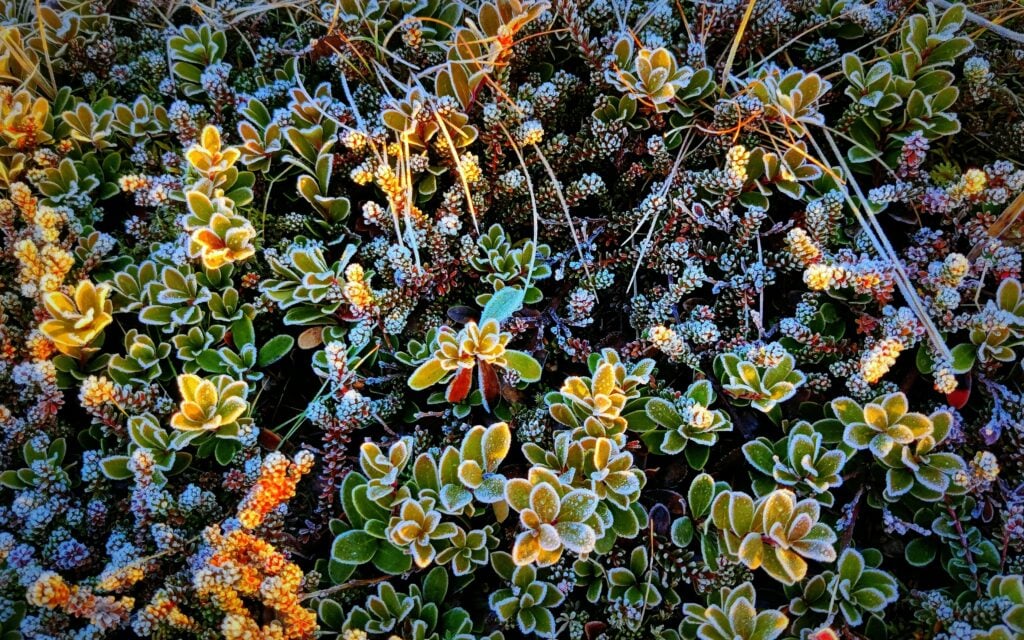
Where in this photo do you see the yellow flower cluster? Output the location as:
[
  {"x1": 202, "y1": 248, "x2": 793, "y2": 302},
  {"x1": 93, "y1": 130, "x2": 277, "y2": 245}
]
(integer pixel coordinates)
[
  {"x1": 341, "y1": 129, "x2": 369, "y2": 152},
  {"x1": 350, "y1": 161, "x2": 374, "y2": 185},
  {"x1": 26, "y1": 571, "x2": 135, "y2": 631},
  {"x1": 13, "y1": 237, "x2": 74, "y2": 297},
  {"x1": 96, "y1": 563, "x2": 147, "y2": 592},
  {"x1": 375, "y1": 164, "x2": 403, "y2": 200},
  {"x1": 949, "y1": 168, "x2": 987, "y2": 200},
  {"x1": 79, "y1": 374, "x2": 163, "y2": 424},
  {"x1": 194, "y1": 450, "x2": 317, "y2": 640},
  {"x1": 237, "y1": 450, "x2": 315, "y2": 529},
  {"x1": 25, "y1": 329, "x2": 57, "y2": 361},
  {"x1": 117, "y1": 173, "x2": 151, "y2": 193},
  {"x1": 726, "y1": 144, "x2": 750, "y2": 185},
  {"x1": 6, "y1": 182, "x2": 74, "y2": 298},
  {"x1": 859, "y1": 338, "x2": 904, "y2": 384},
  {"x1": 458, "y1": 152, "x2": 483, "y2": 183},
  {"x1": 26, "y1": 571, "x2": 71, "y2": 609},
  {"x1": 803, "y1": 263, "x2": 848, "y2": 291},
  {"x1": 953, "y1": 451, "x2": 1001, "y2": 492},
  {"x1": 136, "y1": 589, "x2": 199, "y2": 635},
  {"x1": 649, "y1": 324, "x2": 688, "y2": 359},
  {"x1": 343, "y1": 264, "x2": 376, "y2": 314},
  {"x1": 374, "y1": 162, "x2": 425, "y2": 224},
  {"x1": 785, "y1": 227, "x2": 821, "y2": 266},
  {"x1": 80, "y1": 374, "x2": 117, "y2": 408}
]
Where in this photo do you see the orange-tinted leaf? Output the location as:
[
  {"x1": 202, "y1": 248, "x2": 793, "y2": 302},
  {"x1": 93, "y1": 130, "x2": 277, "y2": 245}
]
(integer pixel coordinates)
[
  {"x1": 478, "y1": 359, "x2": 499, "y2": 412},
  {"x1": 446, "y1": 366, "x2": 473, "y2": 404}
]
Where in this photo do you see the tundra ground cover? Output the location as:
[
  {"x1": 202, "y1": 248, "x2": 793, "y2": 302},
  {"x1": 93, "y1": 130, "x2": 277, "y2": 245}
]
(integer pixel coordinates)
[{"x1": 0, "y1": 0, "x2": 1023, "y2": 638}]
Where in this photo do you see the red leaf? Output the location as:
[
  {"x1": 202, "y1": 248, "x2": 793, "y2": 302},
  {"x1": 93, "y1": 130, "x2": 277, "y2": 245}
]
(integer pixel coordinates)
[
  {"x1": 478, "y1": 359, "x2": 500, "y2": 412},
  {"x1": 946, "y1": 373, "x2": 972, "y2": 410},
  {"x1": 446, "y1": 366, "x2": 473, "y2": 404},
  {"x1": 258, "y1": 428, "x2": 282, "y2": 450},
  {"x1": 584, "y1": 622, "x2": 607, "y2": 640}
]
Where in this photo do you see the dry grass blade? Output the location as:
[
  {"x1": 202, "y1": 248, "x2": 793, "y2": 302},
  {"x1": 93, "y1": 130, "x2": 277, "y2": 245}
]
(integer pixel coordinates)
[
  {"x1": 399, "y1": 133, "x2": 422, "y2": 268},
  {"x1": 531, "y1": 140, "x2": 595, "y2": 287},
  {"x1": 431, "y1": 108, "x2": 481, "y2": 234},
  {"x1": 967, "y1": 190, "x2": 1024, "y2": 261},
  {"x1": 626, "y1": 133, "x2": 692, "y2": 293},
  {"x1": 32, "y1": 0, "x2": 56, "y2": 97},
  {"x1": 809, "y1": 130, "x2": 952, "y2": 361},
  {"x1": 719, "y1": 0, "x2": 757, "y2": 94},
  {"x1": 483, "y1": 68, "x2": 593, "y2": 286},
  {"x1": 496, "y1": 122, "x2": 543, "y2": 293}
]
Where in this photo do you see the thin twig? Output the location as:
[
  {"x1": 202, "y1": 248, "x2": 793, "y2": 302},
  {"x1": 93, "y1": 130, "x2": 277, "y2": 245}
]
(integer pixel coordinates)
[{"x1": 300, "y1": 574, "x2": 395, "y2": 602}]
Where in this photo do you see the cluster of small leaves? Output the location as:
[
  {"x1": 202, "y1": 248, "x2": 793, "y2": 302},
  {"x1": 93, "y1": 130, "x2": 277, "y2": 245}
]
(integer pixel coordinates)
[{"x1": 2, "y1": 0, "x2": 1024, "y2": 639}]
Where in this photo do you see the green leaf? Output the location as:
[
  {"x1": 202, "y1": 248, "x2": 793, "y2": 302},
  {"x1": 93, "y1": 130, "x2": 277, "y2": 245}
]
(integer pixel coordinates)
[
  {"x1": 646, "y1": 398, "x2": 682, "y2": 429},
  {"x1": 440, "y1": 483, "x2": 473, "y2": 512},
  {"x1": 283, "y1": 307, "x2": 329, "y2": 326},
  {"x1": 752, "y1": 610, "x2": 788, "y2": 639},
  {"x1": 916, "y1": 343, "x2": 935, "y2": 374},
  {"x1": 556, "y1": 521, "x2": 596, "y2": 553},
  {"x1": 231, "y1": 316, "x2": 255, "y2": 348},
  {"x1": 317, "y1": 599, "x2": 345, "y2": 630},
  {"x1": 950, "y1": 343, "x2": 976, "y2": 374},
  {"x1": 214, "y1": 439, "x2": 239, "y2": 465},
  {"x1": 196, "y1": 349, "x2": 228, "y2": 373},
  {"x1": 23, "y1": 439, "x2": 45, "y2": 463},
  {"x1": 686, "y1": 380, "x2": 714, "y2": 406},
  {"x1": 504, "y1": 350, "x2": 541, "y2": 382},
  {"x1": 100, "y1": 456, "x2": 132, "y2": 480},
  {"x1": 532, "y1": 607, "x2": 556, "y2": 637},
  {"x1": 837, "y1": 548, "x2": 865, "y2": 580},
  {"x1": 373, "y1": 542, "x2": 413, "y2": 574},
  {"x1": 422, "y1": 566, "x2": 449, "y2": 603},
  {"x1": 684, "y1": 444, "x2": 710, "y2": 469},
  {"x1": 339, "y1": 473, "x2": 369, "y2": 528},
  {"x1": 610, "y1": 503, "x2": 641, "y2": 538},
  {"x1": 480, "y1": 286, "x2": 525, "y2": 324},
  {"x1": 0, "y1": 470, "x2": 27, "y2": 489},
  {"x1": 559, "y1": 489, "x2": 598, "y2": 522},
  {"x1": 905, "y1": 538, "x2": 936, "y2": 567},
  {"x1": 671, "y1": 517, "x2": 694, "y2": 547},
  {"x1": 364, "y1": 518, "x2": 387, "y2": 539},
  {"x1": 47, "y1": 438, "x2": 66, "y2": 463},
  {"x1": 491, "y1": 551, "x2": 516, "y2": 581},
  {"x1": 258, "y1": 335, "x2": 294, "y2": 367},
  {"x1": 608, "y1": 567, "x2": 634, "y2": 587},
  {"x1": 332, "y1": 529, "x2": 379, "y2": 564},
  {"x1": 742, "y1": 440, "x2": 776, "y2": 475},
  {"x1": 688, "y1": 473, "x2": 715, "y2": 519},
  {"x1": 929, "y1": 37, "x2": 973, "y2": 64},
  {"x1": 831, "y1": 397, "x2": 863, "y2": 424}
]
